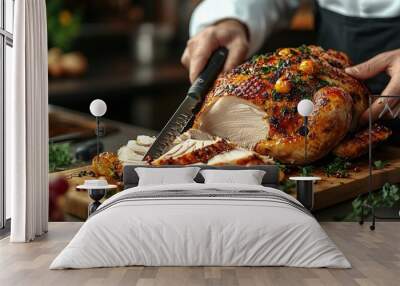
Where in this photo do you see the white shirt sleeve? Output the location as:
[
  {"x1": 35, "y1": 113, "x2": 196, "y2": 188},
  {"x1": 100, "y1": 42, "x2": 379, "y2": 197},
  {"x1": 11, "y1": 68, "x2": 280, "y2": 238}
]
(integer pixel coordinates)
[{"x1": 190, "y1": 0, "x2": 300, "y2": 57}]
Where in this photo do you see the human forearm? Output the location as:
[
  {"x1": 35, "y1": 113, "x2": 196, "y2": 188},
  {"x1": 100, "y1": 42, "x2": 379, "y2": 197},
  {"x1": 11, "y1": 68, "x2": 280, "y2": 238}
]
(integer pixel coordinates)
[{"x1": 190, "y1": 0, "x2": 299, "y2": 56}]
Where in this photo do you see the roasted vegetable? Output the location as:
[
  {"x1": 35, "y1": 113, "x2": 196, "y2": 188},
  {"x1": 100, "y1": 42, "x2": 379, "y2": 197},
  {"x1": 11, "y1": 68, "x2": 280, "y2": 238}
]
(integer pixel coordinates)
[{"x1": 92, "y1": 152, "x2": 123, "y2": 183}]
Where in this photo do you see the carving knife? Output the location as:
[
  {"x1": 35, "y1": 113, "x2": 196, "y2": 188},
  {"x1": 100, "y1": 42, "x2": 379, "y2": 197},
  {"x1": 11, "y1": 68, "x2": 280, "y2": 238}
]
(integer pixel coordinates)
[{"x1": 144, "y1": 47, "x2": 228, "y2": 161}]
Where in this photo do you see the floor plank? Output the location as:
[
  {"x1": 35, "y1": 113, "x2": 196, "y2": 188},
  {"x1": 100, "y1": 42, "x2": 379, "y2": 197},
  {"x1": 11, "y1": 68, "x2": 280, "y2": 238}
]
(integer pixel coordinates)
[{"x1": 0, "y1": 222, "x2": 399, "y2": 286}]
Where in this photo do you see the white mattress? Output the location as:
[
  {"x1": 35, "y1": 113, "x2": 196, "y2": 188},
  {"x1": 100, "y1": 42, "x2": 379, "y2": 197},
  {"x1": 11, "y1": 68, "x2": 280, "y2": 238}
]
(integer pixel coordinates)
[{"x1": 50, "y1": 183, "x2": 350, "y2": 269}]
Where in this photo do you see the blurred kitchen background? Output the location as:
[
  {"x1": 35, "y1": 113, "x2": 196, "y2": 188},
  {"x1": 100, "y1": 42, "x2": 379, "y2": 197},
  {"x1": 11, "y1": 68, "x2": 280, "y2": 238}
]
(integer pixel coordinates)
[{"x1": 48, "y1": 0, "x2": 315, "y2": 150}]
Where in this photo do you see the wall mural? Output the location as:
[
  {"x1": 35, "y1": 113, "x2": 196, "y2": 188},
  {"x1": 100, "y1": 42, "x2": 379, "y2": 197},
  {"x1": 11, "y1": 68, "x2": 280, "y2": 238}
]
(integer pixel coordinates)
[
  {"x1": 86, "y1": 48, "x2": 396, "y2": 221},
  {"x1": 45, "y1": 1, "x2": 399, "y2": 224}
]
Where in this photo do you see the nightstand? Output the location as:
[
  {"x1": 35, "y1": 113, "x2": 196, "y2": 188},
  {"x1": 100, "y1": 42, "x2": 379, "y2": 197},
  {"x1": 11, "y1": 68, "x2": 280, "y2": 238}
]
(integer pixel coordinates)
[
  {"x1": 77, "y1": 180, "x2": 117, "y2": 216},
  {"x1": 289, "y1": 176, "x2": 321, "y2": 210}
]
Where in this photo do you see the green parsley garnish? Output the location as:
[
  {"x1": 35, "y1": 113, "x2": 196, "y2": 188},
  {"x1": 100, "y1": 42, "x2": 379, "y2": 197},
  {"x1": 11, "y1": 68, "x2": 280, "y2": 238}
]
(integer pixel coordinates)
[
  {"x1": 298, "y1": 45, "x2": 311, "y2": 54},
  {"x1": 373, "y1": 160, "x2": 389, "y2": 170},
  {"x1": 300, "y1": 166, "x2": 313, "y2": 176},
  {"x1": 272, "y1": 89, "x2": 281, "y2": 101},
  {"x1": 324, "y1": 157, "x2": 351, "y2": 178},
  {"x1": 261, "y1": 65, "x2": 277, "y2": 73}
]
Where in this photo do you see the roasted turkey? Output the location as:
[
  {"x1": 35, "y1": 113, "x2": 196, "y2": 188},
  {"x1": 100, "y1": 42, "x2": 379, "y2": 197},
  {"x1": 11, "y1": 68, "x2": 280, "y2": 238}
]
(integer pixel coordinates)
[{"x1": 153, "y1": 45, "x2": 391, "y2": 166}]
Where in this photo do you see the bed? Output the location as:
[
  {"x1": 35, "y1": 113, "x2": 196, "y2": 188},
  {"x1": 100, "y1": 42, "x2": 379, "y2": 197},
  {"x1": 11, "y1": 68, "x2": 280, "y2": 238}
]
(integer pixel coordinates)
[{"x1": 50, "y1": 165, "x2": 350, "y2": 269}]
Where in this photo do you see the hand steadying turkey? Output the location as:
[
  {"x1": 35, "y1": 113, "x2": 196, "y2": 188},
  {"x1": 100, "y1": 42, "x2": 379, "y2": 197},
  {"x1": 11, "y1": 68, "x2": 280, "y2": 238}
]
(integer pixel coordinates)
[{"x1": 152, "y1": 45, "x2": 391, "y2": 166}]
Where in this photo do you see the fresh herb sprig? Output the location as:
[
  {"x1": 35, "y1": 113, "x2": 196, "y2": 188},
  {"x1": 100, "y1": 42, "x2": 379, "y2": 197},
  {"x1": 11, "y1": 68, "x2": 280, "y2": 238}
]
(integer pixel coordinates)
[
  {"x1": 277, "y1": 162, "x2": 288, "y2": 173},
  {"x1": 300, "y1": 166, "x2": 313, "y2": 176},
  {"x1": 346, "y1": 183, "x2": 400, "y2": 220},
  {"x1": 316, "y1": 78, "x2": 330, "y2": 90},
  {"x1": 373, "y1": 160, "x2": 389, "y2": 170},
  {"x1": 261, "y1": 65, "x2": 277, "y2": 74},
  {"x1": 290, "y1": 74, "x2": 304, "y2": 85},
  {"x1": 324, "y1": 157, "x2": 351, "y2": 178},
  {"x1": 49, "y1": 142, "x2": 74, "y2": 172},
  {"x1": 298, "y1": 45, "x2": 311, "y2": 54},
  {"x1": 281, "y1": 179, "x2": 296, "y2": 193}
]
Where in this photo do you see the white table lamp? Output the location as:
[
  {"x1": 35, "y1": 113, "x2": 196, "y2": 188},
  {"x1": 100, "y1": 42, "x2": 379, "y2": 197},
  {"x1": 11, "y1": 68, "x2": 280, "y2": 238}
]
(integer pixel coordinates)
[
  {"x1": 293, "y1": 99, "x2": 318, "y2": 210},
  {"x1": 89, "y1": 99, "x2": 107, "y2": 156},
  {"x1": 297, "y1": 99, "x2": 314, "y2": 162}
]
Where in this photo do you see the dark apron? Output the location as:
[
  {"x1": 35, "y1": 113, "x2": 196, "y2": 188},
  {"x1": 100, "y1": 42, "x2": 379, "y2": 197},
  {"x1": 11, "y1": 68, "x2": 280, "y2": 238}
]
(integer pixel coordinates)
[{"x1": 315, "y1": 6, "x2": 400, "y2": 129}]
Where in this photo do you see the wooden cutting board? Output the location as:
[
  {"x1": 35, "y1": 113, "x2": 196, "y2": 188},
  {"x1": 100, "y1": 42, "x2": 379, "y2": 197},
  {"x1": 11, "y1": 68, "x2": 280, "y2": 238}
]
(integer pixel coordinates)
[
  {"x1": 57, "y1": 143, "x2": 400, "y2": 219},
  {"x1": 53, "y1": 166, "x2": 94, "y2": 220},
  {"x1": 312, "y1": 144, "x2": 400, "y2": 209}
]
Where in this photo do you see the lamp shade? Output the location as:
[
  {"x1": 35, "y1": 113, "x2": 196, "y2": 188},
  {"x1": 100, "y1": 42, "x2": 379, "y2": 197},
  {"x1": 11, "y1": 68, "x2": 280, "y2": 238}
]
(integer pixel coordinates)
[
  {"x1": 297, "y1": 99, "x2": 314, "y2": 117},
  {"x1": 90, "y1": 99, "x2": 107, "y2": 117}
]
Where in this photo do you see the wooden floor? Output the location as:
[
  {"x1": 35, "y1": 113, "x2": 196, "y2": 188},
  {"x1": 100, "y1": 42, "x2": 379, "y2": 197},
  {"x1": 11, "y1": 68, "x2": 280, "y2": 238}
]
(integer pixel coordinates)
[{"x1": 0, "y1": 222, "x2": 399, "y2": 286}]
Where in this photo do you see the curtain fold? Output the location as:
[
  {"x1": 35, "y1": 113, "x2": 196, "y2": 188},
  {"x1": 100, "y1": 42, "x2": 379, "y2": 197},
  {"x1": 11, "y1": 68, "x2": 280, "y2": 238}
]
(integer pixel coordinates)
[{"x1": 7, "y1": 0, "x2": 48, "y2": 242}]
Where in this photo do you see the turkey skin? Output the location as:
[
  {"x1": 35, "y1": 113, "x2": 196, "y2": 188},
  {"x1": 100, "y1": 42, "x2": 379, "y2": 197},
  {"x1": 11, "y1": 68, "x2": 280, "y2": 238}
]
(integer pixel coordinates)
[
  {"x1": 193, "y1": 45, "x2": 373, "y2": 165},
  {"x1": 152, "y1": 45, "x2": 391, "y2": 166}
]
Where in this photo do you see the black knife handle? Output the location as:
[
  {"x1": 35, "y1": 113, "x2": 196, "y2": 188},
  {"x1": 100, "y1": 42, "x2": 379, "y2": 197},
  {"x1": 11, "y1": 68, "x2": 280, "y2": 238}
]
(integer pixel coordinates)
[{"x1": 188, "y1": 47, "x2": 228, "y2": 100}]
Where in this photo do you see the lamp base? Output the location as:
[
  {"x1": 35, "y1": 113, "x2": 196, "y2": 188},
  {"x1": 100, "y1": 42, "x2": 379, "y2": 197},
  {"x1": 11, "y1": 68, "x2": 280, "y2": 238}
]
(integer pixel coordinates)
[
  {"x1": 87, "y1": 188, "x2": 106, "y2": 216},
  {"x1": 289, "y1": 177, "x2": 320, "y2": 211},
  {"x1": 296, "y1": 180, "x2": 314, "y2": 210}
]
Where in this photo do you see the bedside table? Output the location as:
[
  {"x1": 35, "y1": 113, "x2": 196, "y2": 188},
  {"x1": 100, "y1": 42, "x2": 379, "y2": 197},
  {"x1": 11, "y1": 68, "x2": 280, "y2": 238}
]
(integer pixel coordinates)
[
  {"x1": 289, "y1": 176, "x2": 321, "y2": 210},
  {"x1": 77, "y1": 180, "x2": 117, "y2": 216}
]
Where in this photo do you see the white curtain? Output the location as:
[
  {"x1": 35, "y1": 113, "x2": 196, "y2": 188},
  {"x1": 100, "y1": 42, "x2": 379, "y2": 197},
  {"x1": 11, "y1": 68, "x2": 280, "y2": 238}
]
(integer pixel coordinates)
[{"x1": 7, "y1": 0, "x2": 49, "y2": 242}]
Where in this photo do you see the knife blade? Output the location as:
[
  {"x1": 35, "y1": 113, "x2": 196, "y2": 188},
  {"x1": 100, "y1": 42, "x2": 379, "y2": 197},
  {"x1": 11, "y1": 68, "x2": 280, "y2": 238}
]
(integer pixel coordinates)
[{"x1": 144, "y1": 47, "x2": 228, "y2": 161}]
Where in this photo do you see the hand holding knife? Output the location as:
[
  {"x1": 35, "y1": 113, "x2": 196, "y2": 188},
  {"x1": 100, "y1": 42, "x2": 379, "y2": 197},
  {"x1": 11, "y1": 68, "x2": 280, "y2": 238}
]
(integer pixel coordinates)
[{"x1": 145, "y1": 47, "x2": 229, "y2": 161}]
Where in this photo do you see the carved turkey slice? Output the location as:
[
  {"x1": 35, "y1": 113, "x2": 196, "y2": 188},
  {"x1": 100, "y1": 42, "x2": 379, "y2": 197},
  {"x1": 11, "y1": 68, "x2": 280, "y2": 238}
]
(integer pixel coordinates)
[
  {"x1": 151, "y1": 130, "x2": 274, "y2": 166},
  {"x1": 207, "y1": 149, "x2": 274, "y2": 166}
]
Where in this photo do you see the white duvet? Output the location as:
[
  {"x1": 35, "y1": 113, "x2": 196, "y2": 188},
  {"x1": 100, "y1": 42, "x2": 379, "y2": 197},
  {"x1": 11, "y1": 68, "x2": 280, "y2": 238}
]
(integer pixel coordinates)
[{"x1": 50, "y1": 183, "x2": 350, "y2": 269}]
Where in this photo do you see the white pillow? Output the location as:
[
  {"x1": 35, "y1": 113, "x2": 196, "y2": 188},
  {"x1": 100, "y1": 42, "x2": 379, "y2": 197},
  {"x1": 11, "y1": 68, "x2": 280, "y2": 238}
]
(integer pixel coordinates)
[
  {"x1": 200, "y1": 169, "x2": 266, "y2": 185},
  {"x1": 135, "y1": 167, "x2": 200, "y2": 186}
]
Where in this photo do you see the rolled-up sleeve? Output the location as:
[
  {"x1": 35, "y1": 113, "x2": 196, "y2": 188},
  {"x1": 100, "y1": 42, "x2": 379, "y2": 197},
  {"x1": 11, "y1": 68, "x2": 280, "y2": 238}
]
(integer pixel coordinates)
[{"x1": 190, "y1": 0, "x2": 299, "y2": 57}]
